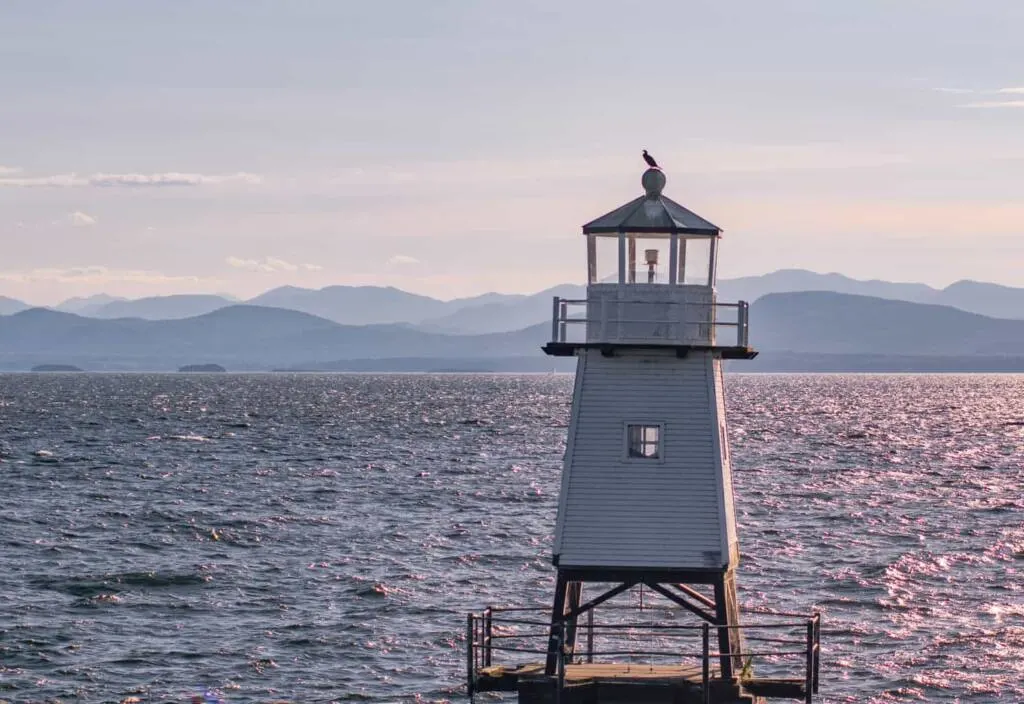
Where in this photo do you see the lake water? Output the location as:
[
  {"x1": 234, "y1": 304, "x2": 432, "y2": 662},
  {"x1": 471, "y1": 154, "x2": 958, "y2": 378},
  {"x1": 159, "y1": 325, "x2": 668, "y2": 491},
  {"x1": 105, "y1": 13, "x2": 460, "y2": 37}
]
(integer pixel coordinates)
[{"x1": 0, "y1": 373, "x2": 1021, "y2": 703}]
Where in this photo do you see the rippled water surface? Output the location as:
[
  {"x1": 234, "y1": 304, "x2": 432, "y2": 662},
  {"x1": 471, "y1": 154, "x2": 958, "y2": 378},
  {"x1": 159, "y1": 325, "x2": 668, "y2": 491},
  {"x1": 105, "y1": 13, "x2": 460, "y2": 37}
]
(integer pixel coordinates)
[{"x1": 0, "y1": 373, "x2": 1021, "y2": 703}]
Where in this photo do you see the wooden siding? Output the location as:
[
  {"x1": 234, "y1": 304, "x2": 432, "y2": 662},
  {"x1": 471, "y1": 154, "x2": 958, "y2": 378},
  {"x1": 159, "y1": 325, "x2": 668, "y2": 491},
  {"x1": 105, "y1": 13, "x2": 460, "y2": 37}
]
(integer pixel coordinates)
[
  {"x1": 554, "y1": 349, "x2": 736, "y2": 569},
  {"x1": 712, "y1": 359, "x2": 739, "y2": 565}
]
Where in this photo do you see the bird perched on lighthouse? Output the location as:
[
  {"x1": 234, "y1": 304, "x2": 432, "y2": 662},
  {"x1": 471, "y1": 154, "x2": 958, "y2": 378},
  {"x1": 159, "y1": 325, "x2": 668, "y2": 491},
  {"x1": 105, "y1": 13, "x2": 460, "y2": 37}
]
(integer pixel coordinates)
[{"x1": 642, "y1": 149, "x2": 660, "y2": 169}]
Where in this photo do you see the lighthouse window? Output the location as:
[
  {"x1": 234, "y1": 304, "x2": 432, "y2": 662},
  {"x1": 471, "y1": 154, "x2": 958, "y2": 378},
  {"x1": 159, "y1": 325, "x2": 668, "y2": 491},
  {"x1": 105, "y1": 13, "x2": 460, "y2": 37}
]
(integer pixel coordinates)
[{"x1": 626, "y1": 424, "x2": 662, "y2": 459}]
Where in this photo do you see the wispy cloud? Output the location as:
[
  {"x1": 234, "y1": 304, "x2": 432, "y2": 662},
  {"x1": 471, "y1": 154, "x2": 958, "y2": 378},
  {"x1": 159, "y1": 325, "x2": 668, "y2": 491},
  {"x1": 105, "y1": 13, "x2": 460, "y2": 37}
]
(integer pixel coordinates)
[
  {"x1": 0, "y1": 165, "x2": 21, "y2": 175},
  {"x1": 386, "y1": 254, "x2": 420, "y2": 266},
  {"x1": 958, "y1": 100, "x2": 1024, "y2": 109},
  {"x1": 0, "y1": 266, "x2": 201, "y2": 285},
  {"x1": 0, "y1": 171, "x2": 262, "y2": 188},
  {"x1": 226, "y1": 256, "x2": 319, "y2": 273},
  {"x1": 935, "y1": 84, "x2": 1024, "y2": 107},
  {"x1": 68, "y1": 211, "x2": 97, "y2": 227}
]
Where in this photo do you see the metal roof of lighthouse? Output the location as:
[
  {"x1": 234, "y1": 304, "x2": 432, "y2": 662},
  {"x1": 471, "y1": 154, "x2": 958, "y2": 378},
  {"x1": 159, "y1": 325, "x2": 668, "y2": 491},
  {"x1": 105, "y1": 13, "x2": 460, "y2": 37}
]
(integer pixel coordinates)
[{"x1": 582, "y1": 167, "x2": 721, "y2": 236}]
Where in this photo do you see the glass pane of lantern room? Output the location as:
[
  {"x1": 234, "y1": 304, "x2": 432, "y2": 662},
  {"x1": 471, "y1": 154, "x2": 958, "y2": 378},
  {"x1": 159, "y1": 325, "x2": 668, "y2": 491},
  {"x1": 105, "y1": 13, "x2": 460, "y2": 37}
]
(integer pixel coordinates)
[
  {"x1": 627, "y1": 236, "x2": 671, "y2": 284},
  {"x1": 681, "y1": 237, "x2": 713, "y2": 286},
  {"x1": 594, "y1": 236, "x2": 619, "y2": 284}
]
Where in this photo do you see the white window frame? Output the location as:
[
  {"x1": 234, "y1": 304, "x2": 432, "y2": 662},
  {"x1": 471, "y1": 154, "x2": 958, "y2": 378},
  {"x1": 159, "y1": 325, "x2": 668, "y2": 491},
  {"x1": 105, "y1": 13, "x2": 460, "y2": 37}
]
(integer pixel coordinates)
[{"x1": 623, "y1": 422, "x2": 665, "y2": 463}]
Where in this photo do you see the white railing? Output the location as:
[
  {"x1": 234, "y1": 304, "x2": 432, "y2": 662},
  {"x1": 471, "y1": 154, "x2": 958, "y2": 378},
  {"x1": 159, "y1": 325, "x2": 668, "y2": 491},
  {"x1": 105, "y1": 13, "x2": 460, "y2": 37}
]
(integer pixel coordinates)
[{"x1": 550, "y1": 296, "x2": 750, "y2": 348}]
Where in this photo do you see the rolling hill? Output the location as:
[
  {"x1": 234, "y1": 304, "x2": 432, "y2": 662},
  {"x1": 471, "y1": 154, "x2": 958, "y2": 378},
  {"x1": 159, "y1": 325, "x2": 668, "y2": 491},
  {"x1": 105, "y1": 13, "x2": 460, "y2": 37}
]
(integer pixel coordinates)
[
  {"x1": 0, "y1": 305, "x2": 548, "y2": 371},
  {"x1": 751, "y1": 291, "x2": 1024, "y2": 355},
  {"x1": 2, "y1": 292, "x2": 1023, "y2": 372},
  {"x1": 0, "y1": 295, "x2": 30, "y2": 315},
  {"x1": 246, "y1": 285, "x2": 452, "y2": 325},
  {"x1": 89, "y1": 294, "x2": 236, "y2": 319}
]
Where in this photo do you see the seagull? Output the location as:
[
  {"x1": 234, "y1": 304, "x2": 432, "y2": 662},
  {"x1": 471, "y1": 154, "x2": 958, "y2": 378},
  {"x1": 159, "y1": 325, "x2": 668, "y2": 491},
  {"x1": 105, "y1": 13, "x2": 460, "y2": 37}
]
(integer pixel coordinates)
[{"x1": 642, "y1": 150, "x2": 660, "y2": 169}]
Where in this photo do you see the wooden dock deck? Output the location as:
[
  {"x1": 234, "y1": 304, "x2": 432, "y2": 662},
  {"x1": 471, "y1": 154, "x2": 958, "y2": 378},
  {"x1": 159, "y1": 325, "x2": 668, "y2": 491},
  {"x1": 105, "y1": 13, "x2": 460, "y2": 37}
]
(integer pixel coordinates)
[{"x1": 472, "y1": 662, "x2": 795, "y2": 703}]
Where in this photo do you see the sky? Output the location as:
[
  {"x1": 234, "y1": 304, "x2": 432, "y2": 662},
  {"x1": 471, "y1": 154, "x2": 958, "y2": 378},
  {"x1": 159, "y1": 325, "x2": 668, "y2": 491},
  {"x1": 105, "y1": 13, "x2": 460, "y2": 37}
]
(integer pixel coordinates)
[{"x1": 2, "y1": 0, "x2": 1024, "y2": 305}]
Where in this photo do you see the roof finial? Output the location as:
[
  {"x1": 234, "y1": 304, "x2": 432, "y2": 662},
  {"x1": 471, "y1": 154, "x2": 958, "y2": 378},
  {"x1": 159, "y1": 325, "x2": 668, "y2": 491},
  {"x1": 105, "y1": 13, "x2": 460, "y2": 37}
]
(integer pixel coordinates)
[{"x1": 642, "y1": 167, "x2": 666, "y2": 198}]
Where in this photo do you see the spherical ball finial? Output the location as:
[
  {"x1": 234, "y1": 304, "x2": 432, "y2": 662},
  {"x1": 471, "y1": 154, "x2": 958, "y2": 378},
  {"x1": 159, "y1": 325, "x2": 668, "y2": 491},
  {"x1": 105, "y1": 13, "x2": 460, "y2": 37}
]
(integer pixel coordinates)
[{"x1": 642, "y1": 168, "x2": 666, "y2": 198}]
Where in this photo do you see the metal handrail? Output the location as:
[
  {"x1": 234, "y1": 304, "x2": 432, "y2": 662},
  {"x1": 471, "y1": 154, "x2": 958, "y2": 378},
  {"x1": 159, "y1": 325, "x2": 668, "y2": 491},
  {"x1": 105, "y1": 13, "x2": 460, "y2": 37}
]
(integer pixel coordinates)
[
  {"x1": 467, "y1": 608, "x2": 821, "y2": 702},
  {"x1": 549, "y1": 296, "x2": 751, "y2": 347},
  {"x1": 468, "y1": 609, "x2": 819, "y2": 691}
]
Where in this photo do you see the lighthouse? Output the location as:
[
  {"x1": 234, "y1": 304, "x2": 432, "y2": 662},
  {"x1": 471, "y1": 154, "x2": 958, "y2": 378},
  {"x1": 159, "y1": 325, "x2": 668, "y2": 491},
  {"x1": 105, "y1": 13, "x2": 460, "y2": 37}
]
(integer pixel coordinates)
[
  {"x1": 540, "y1": 163, "x2": 752, "y2": 680},
  {"x1": 466, "y1": 161, "x2": 820, "y2": 704}
]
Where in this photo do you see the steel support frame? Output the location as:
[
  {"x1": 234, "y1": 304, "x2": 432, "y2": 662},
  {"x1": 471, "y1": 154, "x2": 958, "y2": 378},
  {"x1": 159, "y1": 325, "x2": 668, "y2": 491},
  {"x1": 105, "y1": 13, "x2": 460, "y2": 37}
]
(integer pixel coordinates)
[{"x1": 544, "y1": 568, "x2": 744, "y2": 679}]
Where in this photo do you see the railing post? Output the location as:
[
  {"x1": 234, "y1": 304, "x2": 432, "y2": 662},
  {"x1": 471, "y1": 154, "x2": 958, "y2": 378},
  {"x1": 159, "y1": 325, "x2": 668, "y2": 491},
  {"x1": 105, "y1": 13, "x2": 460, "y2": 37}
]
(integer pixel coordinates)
[
  {"x1": 551, "y1": 297, "x2": 561, "y2": 342},
  {"x1": 484, "y1": 607, "x2": 493, "y2": 667},
  {"x1": 805, "y1": 619, "x2": 814, "y2": 704},
  {"x1": 599, "y1": 297, "x2": 608, "y2": 343},
  {"x1": 586, "y1": 607, "x2": 594, "y2": 663},
  {"x1": 813, "y1": 613, "x2": 821, "y2": 694},
  {"x1": 702, "y1": 622, "x2": 710, "y2": 704},
  {"x1": 466, "y1": 613, "x2": 475, "y2": 698},
  {"x1": 556, "y1": 622, "x2": 566, "y2": 704},
  {"x1": 559, "y1": 300, "x2": 568, "y2": 343},
  {"x1": 738, "y1": 301, "x2": 749, "y2": 347}
]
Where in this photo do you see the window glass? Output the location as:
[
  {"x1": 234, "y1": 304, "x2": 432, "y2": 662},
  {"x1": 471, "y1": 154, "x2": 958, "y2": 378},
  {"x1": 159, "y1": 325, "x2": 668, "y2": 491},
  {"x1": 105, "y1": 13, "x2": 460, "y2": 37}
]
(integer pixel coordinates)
[{"x1": 627, "y1": 424, "x2": 661, "y2": 459}]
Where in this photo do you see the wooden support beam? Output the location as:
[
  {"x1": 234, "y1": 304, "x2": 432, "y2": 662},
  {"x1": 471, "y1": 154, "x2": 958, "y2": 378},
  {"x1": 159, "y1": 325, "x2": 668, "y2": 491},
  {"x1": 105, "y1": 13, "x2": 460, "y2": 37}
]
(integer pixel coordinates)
[
  {"x1": 545, "y1": 574, "x2": 569, "y2": 675},
  {"x1": 565, "y1": 581, "x2": 637, "y2": 621},
  {"x1": 672, "y1": 583, "x2": 716, "y2": 609},
  {"x1": 643, "y1": 582, "x2": 716, "y2": 623}
]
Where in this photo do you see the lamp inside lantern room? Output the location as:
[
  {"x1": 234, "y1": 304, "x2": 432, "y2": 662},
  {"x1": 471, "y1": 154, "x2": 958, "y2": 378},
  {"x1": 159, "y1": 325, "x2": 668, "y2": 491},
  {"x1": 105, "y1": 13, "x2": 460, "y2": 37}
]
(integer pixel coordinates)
[
  {"x1": 586, "y1": 232, "x2": 718, "y2": 287},
  {"x1": 644, "y1": 248, "x2": 659, "y2": 284}
]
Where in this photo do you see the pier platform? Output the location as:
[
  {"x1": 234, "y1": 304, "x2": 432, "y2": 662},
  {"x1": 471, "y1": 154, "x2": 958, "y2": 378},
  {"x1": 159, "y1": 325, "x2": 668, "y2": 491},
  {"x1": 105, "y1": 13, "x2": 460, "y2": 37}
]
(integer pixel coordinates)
[
  {"x1": 466, "y1": 606, "x2": 819, "y2": 704},
  {"x1": 473, "y1": 661, "x2": 809, "y2": 703}
]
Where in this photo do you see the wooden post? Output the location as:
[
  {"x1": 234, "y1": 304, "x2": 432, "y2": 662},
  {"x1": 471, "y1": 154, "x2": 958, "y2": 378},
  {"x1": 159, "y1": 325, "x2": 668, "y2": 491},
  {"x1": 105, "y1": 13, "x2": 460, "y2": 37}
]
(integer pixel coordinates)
[
  {"x1": 813, "y1": 613, "x2": 821, "y2": 693},
  {"x1": 708, "y1": 237, "x2": 719, "y2": 287},
  {"x1": 679, "y1": 239, "x2": 687, "y2": 284},
  {"x1": 628, "y1": 236, "x2": 637, "y2": 283},
  {"x1": 564, "y1": 581, "x2": 582, "y2": 659},
  {"x1": 713, "y1": 574, "x2": 741, "y2": 680},
  {"x1": 738, "y1": 302, "x2": 748, "y2": 347},
  {"x1": 466, "y1": 613, "x2": 475, "y2": 697},
  {"x1": 556, "y1": 622, "x2": 566, "y2": 704},
  {"x1": 702, "y1": 622, "x2": 710, "y2": 704},
  {"x1": 617, "y1": 233, "x2": 626, "y2": 284},
  {"x1": 587, "y1": 235, "x2": 597, "y2": 285},
  {"x1": 559, "y1": 300, "x2": 568, "y2": 343},
  {"x1": 545, "y1": 574, "x2": 569, "y2": 675},
  {"x1": 551, "y1": 297, "x2": 561, "y2": 342},
  {"x1": 586, "y1": 607, "x2": 594, "y2": 663},
  {"x1": 805, "y1": 620, "x2": 814, "y2": 704},
  {"x1": 484, "y1": 607, "x2": 493, "y2": 667},
  {"x1": 668, "y1": 234, "x2": 679, "y2": 285}
]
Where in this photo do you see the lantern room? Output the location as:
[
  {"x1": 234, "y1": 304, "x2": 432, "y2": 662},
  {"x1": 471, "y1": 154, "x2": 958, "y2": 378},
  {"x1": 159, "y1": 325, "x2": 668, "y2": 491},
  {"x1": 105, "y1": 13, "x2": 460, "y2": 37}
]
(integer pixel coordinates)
[
  {"x1": 583, "y1": 168, "x2": 721, "y2": 288},
  {"x1": 546, "y1": 167, "x2": 751, "y2": 353}
]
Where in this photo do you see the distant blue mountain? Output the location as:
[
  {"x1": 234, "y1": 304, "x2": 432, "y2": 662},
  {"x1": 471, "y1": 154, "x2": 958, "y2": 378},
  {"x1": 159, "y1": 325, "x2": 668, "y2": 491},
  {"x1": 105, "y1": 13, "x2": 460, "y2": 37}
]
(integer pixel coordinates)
[
  {"x1": 246, "y1": 285, "x2": 450, "y2": 325},
  {"x1": 0, "y1": 295, "x2": 30, "y2": 315},
  {"x1": 931, "y1": 280, "x2": 1024, "y2": 320},
  {"x1": 90, "y1": 294, "x2": 235, "y2": 320},
  {"x1": 0, "y1": 305, "x2": 548, "y2": 371},
  {"x1": 717, "y1": 269, "x2": 937, "y2": 305},
  {"x1": 415, "y1": 284, "x2": 586, "y2": 334},
  {"x1": 751, "y1": 291, "x2": 1024, "y2": 355},
  {"x1": 54, "y1": 293, "x2": 126, "y2": 316},
  {"x1": 5, "y1": 269, "x2": 1022, "y2": 338},
  {"x1": 2, "y1": 292, "x2": 1023, "y2": 372}
]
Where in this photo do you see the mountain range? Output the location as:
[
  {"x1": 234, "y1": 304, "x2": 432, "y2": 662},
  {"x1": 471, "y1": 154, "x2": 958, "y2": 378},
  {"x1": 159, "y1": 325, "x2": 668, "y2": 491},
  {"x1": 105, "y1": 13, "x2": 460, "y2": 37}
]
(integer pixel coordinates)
[
  {"x1": 3, "y1": 270, "x2": 1022, "y2": 335},
  {"x1": 2, "y1": 269, "x2": 1024, "y2": 371},
  {"x1": 2, "y1": 289, "x2": 1024, "y2": 372}
]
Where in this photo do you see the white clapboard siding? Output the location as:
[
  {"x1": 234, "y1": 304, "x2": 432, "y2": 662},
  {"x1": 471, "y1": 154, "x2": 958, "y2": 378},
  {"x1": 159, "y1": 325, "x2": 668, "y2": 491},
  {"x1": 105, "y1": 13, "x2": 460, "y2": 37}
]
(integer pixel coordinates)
[
  {"x1": 713, "y1": 360, "x2": 739, "y2": 556},
  {"x1": 554, "y1": 349, "x2": 737, "y2": 570}
]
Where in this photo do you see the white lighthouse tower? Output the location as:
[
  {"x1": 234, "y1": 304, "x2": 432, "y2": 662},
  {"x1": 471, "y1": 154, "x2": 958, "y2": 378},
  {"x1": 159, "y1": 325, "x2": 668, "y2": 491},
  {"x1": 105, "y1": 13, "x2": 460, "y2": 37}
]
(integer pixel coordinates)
[
  {"x1": 541, "y1": 163, "x2": 753, "y2": 680},
  {"x1": 465, "y1": 161, "x2": 820, "y2": 704}
]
